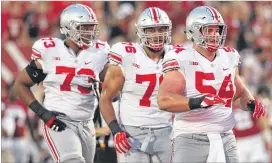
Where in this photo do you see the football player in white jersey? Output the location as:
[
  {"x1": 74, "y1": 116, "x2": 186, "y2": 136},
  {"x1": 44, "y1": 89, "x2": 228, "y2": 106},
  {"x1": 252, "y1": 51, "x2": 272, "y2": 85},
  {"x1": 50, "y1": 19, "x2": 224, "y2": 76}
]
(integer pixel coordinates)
[
  {"x1": 14, "y1": 4, "x2": 109, "y2": 163},
  {"x1": 100, "y1": 7, "x2": 173, "y2": 163},
  {"x1": 158, "y1": 6, "x2": 267, "y2": 163}
]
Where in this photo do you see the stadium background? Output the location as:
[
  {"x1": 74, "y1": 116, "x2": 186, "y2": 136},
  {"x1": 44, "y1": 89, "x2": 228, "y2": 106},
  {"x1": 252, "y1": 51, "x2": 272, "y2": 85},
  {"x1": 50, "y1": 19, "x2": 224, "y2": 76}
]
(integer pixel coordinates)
[{"x1": 1, "y1": 1, "x2": 271, "y2": 163}]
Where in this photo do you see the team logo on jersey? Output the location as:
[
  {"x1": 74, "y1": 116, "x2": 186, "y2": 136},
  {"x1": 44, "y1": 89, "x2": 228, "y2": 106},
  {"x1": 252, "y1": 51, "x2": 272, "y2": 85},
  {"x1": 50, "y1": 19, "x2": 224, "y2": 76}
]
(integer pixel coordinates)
[
  {"x1": 132, "y1": 62, "x2": 140, "y2": 68},
  {"x1": 53, "y1": 57, "x2": 60, "y2": 60},
  {"x1": 189, "y1": 61, "x2": 199, "y2": 65},
  {"x1": 85, "y1": 61, "x2": 92, "y2": 65}
]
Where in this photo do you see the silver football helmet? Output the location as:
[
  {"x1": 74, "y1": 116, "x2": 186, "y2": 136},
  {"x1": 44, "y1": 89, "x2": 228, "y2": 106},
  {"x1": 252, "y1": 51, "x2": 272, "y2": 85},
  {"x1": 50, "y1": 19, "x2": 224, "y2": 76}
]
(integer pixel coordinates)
[
  {"x1": 60, "y1": 4, "x2": 99, "y2": 47},
  {"x1": 185, "y1": 6, "x2": 227, "y2": 52},
  {"x1": 136, "y1": 7, "x2": 172, "y2": 51}
]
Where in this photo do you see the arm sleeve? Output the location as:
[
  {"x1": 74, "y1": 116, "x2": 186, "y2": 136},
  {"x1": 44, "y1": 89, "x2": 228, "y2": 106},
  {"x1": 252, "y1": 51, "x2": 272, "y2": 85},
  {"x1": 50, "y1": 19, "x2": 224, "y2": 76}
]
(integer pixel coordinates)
[
  {"x1": 232, "y1": 48, "x2": 241, "y2": 68},
  {"x1": 108, "y1": 43, "x2": 124, "y2": 66},
  {"x1": 94, "y1": 41, "x2": 111, "y2": 75},
  {"x1": 162, "y1": 50, "x2": 184, "y2": 74},
  {"x1": 108, "y1": 43, "x2": 127, "y2": 75},
  {"x1": 31, "y1": 39, "x2": 47, "y2": 70}
]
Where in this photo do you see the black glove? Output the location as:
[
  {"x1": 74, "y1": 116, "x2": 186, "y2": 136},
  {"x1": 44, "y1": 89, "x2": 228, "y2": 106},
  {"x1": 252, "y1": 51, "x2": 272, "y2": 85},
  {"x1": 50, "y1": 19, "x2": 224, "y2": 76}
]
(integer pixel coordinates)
[{"x1": 29, "y1": 100, "x2": 66, "y2": 132}]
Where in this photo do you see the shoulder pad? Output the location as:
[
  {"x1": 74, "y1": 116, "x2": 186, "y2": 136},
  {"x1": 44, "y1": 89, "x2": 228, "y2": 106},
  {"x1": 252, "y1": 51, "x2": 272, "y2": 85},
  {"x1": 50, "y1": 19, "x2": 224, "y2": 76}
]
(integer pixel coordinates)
[
  {"x1": 164, "y1": 44, "x2": 175, "y2": 53},
  {"x1": 165, "y1": 46, "x2": 188, "y2": 58},
  {"x1": 108, "y1": 42, "x2": 137, "y2": 65},
  {"x1": 31, "y1": 37, "x2": 62, "y2": 60},
  {"x1": 94, "y1": 40, "x2": 110, "y2": 51},
  {"x1": 110, "y1": 42, "x2": 137, "y2": 55},
  {"x1": 220, "y1": 47, "x2": 241, "y2": 66}
]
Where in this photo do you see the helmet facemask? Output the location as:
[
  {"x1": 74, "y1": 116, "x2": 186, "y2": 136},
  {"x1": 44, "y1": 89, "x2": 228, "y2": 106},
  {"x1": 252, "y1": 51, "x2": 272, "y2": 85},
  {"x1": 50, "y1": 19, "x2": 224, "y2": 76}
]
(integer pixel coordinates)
[
  {"x1": 201, "y1": 24, "x2": 227, "y2": 52},
  {"x1": 63, "y1": 21, "x2": 99, "y2": 48},
  {"x1": 186, "y1": 22, "x2": 227, "y2": 52},
  {"x1": 137, "y1": 25, "x2": 171, "y2": 52}
]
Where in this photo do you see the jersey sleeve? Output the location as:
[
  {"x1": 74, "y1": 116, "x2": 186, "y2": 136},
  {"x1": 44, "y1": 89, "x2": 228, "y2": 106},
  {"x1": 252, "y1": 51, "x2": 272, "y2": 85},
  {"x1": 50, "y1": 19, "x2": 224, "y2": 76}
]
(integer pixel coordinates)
[
  {"x1": 162, "y1": 48, "x2": 185, "y2": 75},
  {"x1": 31, "y1": 39, "x2": 48, "y2": 69},
  {"x1": 108, "y1": 42, "x2": 124, "y2": 66},
  {"x1": 93, "y1": 41, "x2": 110, "y2": 75},
  {"x1": 233, "y1": 49, "x2": 241, "y2": 67},
  {"x1": 31, "y1": 39, "x2": 46, "y2": 60},
  {"x1": 222, "y1": 47, "x2": 241, "y2": 68}
]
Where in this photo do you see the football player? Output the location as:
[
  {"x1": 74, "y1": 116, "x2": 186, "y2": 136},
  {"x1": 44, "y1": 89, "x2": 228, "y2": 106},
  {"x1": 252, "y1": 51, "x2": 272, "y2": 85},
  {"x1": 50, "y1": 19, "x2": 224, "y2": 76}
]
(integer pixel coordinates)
[
  {"x1": 158, "y1": 6, "x2": 267, "y2": 163},
  {"x1": 100, "y1": 7, "x2": 174, "y2": 163},
  {"x1": 14, "y1": 4, "x2": 109, "y2": 163}
]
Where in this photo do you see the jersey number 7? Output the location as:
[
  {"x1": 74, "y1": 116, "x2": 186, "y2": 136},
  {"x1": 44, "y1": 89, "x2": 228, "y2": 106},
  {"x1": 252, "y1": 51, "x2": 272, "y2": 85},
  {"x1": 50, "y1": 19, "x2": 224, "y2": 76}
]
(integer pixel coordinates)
[
  {"x1": 56, "y1": 66, "x2": 95, "y2": 94},
  {"x1": 136, "y1": 74, "x2": 163, "y2": 107}
]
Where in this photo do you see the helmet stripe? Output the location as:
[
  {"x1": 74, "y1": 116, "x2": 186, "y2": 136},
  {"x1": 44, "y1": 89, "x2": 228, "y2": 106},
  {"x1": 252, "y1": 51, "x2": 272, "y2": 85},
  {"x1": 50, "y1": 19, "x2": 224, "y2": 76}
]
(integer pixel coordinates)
[
  {"x1": 79, "y1": 4, "x2": 95, "y2": 20},
  {"x1": 208, "y1": 7, "x2": 219, "y2": 21},
  {"x1": 85, "y1": 5, "x2": 95, "y2": 20},
  {"x1": 151, "y1": 7, "x2": 159, "y2": 23}
]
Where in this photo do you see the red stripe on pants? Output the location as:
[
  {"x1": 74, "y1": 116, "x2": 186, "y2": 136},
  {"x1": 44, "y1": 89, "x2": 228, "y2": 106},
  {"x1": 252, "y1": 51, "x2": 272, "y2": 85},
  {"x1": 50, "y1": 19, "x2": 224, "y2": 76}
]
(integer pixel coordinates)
[{"x1": 43, "y1": 123, "x2": 60, "y2": 163}]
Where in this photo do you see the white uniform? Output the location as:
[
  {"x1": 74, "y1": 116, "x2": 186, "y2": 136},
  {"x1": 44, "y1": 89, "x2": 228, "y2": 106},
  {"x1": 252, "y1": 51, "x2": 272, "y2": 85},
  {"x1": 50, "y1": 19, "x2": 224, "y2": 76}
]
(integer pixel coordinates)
[
  {"x1": 32, "y1": 37, "x2": 108, "y2": 121},
  {"x1": 163, "y1": 46, "x2": 240, "y2": 163},
  {"x1": 108, "y1": 42, "x2": 173, "y2": 163},
  {"x1": 109, "y1": 42, "x2": 173, "y2": 128},
  {"x1": 163, "y1": 46, "x2": 240, "y2": 136},
  {"x1": 31, "y1": 37, "x2": 109, "y2": 163}
]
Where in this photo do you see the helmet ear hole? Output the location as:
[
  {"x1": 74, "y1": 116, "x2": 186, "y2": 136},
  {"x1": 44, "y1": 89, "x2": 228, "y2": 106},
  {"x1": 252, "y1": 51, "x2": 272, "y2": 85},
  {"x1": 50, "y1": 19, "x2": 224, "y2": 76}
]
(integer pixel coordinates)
[
  {"x1": 185, "y1": 30, "x2": 194, "y2": 42},
  {"x1": 60, "y1": 27, "x2": 67, "y2": 35}
]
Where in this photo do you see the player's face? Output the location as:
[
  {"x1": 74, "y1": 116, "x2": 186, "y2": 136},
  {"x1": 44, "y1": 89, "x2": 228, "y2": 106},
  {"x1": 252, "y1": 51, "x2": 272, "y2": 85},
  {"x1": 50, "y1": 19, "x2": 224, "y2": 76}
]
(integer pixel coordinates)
[
  {"x1": 202, "y1": 25, "x2": 220, "y2": 48},
  {"x1": 145, "y1": 26, "x2": 168, "y2": 44},
  {"x1": 77, "y1": 24, "x2": 97, "y2": 44}
]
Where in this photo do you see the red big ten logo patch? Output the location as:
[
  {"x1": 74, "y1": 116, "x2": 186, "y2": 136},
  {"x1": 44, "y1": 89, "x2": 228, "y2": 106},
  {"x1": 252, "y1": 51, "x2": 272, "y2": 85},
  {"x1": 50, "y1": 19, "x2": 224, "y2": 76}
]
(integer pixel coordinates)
[
  {"x1": 189, "y1": 61, "x2": 198, "y2": 65},
  {"x1": 53, "y1": 57, "x2": 60, "y2": 60},
  {"x1": 132, "y1": 62, "x2": 140, "y2": 68}
]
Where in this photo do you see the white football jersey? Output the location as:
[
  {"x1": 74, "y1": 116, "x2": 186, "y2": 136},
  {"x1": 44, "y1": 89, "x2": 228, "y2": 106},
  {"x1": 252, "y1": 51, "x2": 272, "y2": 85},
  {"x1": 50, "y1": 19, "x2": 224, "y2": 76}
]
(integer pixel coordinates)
[
  {"x1": 162, "y1": 46, "x2": 241, "y2": 136},
  {"x1": 108, "y1": 42, "x2": 174, "y2": 128},
  {"x1": 31, "y1": 37, "x2": 109, "y2": 121}
]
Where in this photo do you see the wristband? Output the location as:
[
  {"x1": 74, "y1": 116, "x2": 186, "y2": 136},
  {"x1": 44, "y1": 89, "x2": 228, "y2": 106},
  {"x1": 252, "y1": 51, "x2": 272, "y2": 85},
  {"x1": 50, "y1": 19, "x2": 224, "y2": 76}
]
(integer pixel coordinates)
[
  {"x1": 108, "y1": 120, "x2": 122, "y2": 136},
  {"x1": 28, "y1": 100, "x2": 46, "y2": 118},
  {"x1": 188, "y1": 96, "x2": 205, "y2": 110},
  {"x1": 246, "y1": 100, "x2": 255, "y2": 112}
]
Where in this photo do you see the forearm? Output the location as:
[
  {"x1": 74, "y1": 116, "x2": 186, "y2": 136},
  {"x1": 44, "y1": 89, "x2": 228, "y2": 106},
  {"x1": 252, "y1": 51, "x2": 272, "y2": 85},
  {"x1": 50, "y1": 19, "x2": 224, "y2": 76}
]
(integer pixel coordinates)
[
  {"x1": 158, "y1": 91, "x2": 190, "y2": 112},
  {"x1": 14, "y1": 76, "x2": 36, "y2": 106},
  {"x1": 100, "y1": 96, "x2": 117, "y2": 125},
  {"x1": 233, "y1": 69, "x2": 255, "y2": 110},
  {"x1": 95, "y1": 127, "x2": 110, "y2": 137},
  {"x1": 237, "y1": 87, "x2": 255, "y2": 111},
  {"x1": 100, "y1": 96, "x2": 123, "y2": 136}
]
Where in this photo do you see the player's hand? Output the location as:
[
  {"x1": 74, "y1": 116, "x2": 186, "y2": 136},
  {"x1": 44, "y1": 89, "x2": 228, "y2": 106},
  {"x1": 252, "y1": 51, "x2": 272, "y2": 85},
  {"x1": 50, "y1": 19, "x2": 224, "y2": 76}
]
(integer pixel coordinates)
[
  {"x1": 42, "y1": 111, "x2": 67, "y2": 132},
  {"x1": 189, "y1": 94, "x2": 226, "y2": 110},
  {"x1": 247, "y1": 100, "x2": 266, "y2": 119},
  {"x1": 29, "y1": 100, "x2": 67, "y2": 132},
  {"x1": 95, "y1": 127, "x2": 111, "y2": 137},
  {"x1": 114, "y1": 131, "x2": 132, "y2": 154},
  {"x1": 200, "y1": 94, "x2": 226, "y2": 108}
]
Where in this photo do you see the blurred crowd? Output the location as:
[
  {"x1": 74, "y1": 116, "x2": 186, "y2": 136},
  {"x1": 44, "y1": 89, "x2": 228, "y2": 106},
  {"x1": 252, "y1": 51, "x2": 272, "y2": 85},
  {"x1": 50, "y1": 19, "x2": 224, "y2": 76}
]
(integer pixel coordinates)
[{"x1": 1, "y1": 1, "x2": 272, "y2": 163}]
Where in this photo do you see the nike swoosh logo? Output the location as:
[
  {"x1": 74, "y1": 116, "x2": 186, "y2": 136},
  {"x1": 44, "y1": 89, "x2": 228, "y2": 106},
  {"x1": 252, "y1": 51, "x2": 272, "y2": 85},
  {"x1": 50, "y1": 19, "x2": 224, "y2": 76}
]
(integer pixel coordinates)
[
  {"x1": 85, "y1": 61, "x2": 91, "y2": 65},
  {"x1": 223, "y1": 68, "x2": 229, "y2": 71}
]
